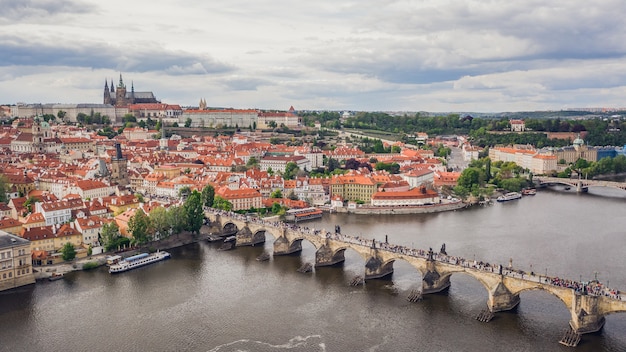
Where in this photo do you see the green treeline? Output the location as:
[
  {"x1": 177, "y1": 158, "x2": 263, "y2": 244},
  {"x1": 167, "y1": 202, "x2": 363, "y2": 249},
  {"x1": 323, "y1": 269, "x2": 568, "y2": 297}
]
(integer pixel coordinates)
[{"x1": 329, "y1": 111, "x2": 626, "y2": 147}]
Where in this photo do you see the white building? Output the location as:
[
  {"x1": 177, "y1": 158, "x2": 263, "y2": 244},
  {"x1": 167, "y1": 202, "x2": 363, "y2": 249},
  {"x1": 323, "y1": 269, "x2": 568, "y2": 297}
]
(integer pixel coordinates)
[
  {"x1": 181, "y1": 109, "x2": 258, "y2": 128},
  {"x1": 260, "y1": 155, "x2": 311, "y2": 173}
]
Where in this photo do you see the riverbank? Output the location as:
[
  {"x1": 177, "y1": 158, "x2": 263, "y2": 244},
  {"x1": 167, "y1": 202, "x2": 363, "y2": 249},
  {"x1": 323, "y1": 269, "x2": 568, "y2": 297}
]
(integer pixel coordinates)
[{"x1": 33, "y1": 231, "x2": 202, "y2": 280}]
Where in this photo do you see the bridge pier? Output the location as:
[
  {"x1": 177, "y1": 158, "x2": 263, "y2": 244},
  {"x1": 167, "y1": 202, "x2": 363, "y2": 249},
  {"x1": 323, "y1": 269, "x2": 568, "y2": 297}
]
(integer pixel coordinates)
[
  {"x1": 570, "y1": 293, "x2": 605, "y2": 334},
  {"x1": 488, "y1": 281, "x2": 520, "y2": 312},
  {"x1": 315, "y1": 245, "x2": 345, "y2": 267},
  {"x1": 364, "y1": 256, "x2": 394, "y2": 280},
  {"x1": 421, "y1": 250, "x2": 451, "y2": 294},
  {"x1": 273, "y1": 236, "x2": 302, "y2": 255},
  {"x1": 235, "y1": 226, "x2": 265, "y2": 247}
]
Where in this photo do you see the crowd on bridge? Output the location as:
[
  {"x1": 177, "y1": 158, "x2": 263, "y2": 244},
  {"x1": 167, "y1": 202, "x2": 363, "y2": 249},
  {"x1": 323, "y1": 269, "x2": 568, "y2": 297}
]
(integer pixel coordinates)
[{"x1": 205, "y1": 208, "x2": 622, "y2": 301}]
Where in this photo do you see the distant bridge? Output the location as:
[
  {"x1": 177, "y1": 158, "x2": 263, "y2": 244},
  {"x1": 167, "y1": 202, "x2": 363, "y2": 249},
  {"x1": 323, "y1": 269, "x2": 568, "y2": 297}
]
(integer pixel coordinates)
[
  {"x1": 205, "y1": 209, "x2": 626, "y2": 344},
  {"x1": 535, "y1": 176, "x2": 626, "y2": 193}
]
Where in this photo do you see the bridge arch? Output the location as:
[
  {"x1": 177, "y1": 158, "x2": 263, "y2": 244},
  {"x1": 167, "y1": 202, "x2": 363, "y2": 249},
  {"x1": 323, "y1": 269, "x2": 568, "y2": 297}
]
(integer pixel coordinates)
[
  {"x1": 221, "y1": 221, "x2": 239, "y2": 235},
  {"x1": 451, "y1": 270, "x2": 496, "y2": 295},
  {"x1": 505, "y1": 284, "x2": 572, "y2": 310}
]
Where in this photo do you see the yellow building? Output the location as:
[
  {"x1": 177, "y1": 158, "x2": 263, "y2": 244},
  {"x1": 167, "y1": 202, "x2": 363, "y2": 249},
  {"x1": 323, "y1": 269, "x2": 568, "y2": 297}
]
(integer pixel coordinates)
[
  {"x1": 0, "y1": 230, "x2": 35, "y2": 291},
  {"x1": 0, "y1": 218, "x2": 24, "y2": 235},
  {"x1": 330, "y1": 173, "x2": 378, "y2": 202},
  {"x1": 20, "y1": 224, "x2": 83, "y2": 253}
]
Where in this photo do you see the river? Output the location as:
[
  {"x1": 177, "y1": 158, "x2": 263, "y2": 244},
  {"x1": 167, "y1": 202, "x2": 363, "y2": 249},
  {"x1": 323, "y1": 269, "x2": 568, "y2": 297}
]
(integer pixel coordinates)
[{"x1": 1, "y1": 187, "x2": 626, "y2": 352}]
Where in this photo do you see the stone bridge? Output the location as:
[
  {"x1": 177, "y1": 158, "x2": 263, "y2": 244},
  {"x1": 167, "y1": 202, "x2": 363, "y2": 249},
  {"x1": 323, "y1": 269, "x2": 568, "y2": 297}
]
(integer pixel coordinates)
[
  {"x1": 205, "y1": 210, "x2": 626, "y2": 336},
  {"x1": 535, "y1": 176, "x2": 626, "y2": 193}
]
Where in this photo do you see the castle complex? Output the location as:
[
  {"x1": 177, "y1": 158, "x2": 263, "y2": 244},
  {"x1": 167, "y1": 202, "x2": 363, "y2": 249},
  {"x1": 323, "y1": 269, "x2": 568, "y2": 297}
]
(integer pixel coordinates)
[{"x1": 103, "y1": 74, "x2": 159, "y2": 107}]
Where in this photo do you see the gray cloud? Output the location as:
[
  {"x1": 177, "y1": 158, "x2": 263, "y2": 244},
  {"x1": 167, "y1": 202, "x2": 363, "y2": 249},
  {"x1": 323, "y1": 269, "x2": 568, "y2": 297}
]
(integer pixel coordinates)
[
  {"x1": 0, "y1": 35, "x2": 235, "y2": 76},
  {"x1": 0, "y1": 0, "x2": 96, "y2": 22},
  {"x1": 221, "y1": 77, "x2": 272, "y2": 91}
]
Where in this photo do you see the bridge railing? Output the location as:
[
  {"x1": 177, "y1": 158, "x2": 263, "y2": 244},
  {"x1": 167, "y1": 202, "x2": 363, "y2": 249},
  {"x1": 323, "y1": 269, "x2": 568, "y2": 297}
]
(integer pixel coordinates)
[{"x1": 206, "y1": 208, "x2": 623, "y2": 301}]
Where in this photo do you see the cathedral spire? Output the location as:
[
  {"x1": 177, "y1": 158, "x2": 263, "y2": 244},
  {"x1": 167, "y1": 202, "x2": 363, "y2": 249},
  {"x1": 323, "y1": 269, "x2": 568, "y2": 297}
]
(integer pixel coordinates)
[
  {"x1": 118, "y1": 73, "x2": 124, "y2": 88},
  {"x1": 110, "y1": 79, "x2": 115, "y2": 92}
]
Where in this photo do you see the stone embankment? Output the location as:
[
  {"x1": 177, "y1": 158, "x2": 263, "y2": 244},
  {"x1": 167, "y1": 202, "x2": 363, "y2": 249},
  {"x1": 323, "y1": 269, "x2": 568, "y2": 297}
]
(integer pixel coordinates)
[{"x1": 34, "y1": 231, "x2": 202, "y2": 280}]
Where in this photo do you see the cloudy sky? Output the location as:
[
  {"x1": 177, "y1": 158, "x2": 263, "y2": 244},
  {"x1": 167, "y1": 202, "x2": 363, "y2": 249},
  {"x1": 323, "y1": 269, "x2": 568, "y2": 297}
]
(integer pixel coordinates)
[{"x1": 2, "y1": 0, "x2": 626, "y2": 112}]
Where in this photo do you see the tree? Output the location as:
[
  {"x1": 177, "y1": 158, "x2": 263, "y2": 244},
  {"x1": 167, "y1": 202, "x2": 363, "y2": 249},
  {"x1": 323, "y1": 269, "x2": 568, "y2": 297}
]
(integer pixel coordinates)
[
  {"x1": 246, "y1": 157, "x2": 259, "y2": 169},
  {"x1": 184, "y1": 118, "x2": 192, "y2": 128},
  {"x1": 270, "y1": 202, "x2": 281, "y2": 214},
  {"x1": 57, "y1": 110, "x2": 67, "y2": 122},
  {"x1": 61, "y1": 242, "x2": 76, "y2": 261},
  {"x1": 283, "y1": 162, "x2": 299, "y2": 180},
  {"x1": 345, "y1": 158, "x2": 361, "y2": 170},
  {"x1": 149, "y1": 206, "x2": 169, "y2": 240},
  {"x1": 0, "y1": 175, "x2": 7, "y2": 203},
  {"x1": 270, "y1": 189, "x2": 283, "y2": 198},
  {"x1": 128, "y1": 209, "x2": 151, "y2": 245},
  {"x1": 23, "y1": 196, "x2": 37, "y2": 214},
  {"x1": 183, "y1": 190, "x2": 204, "y2": 234},
  {"x1": 327, "y1": 158, "x2": 340, "y2": 172},
  {"x1": 122, "y1": 113, "x2": 136, "y2": 123},
  {"x1": 179, "y1": 186, "x2": 191, "y2": 199},
  {"x1": 287, "y1": 191, "x2": 299, "y2": 200},
  {"x1": 201, "y1": 185, "x2": 215, "y2": 208},
  {"x1": 167, "y1": 206, "x2": 186, "y2": 235},
  {"x1": 268, "y1": 120, "x2": 277, "y2": 128},
  {"x1": 100, "y1": 222, "x2": 120, "y2": 251},
  {"x1": 135, "y1": 193, "x2": 145, "y2": 203},
  {"x1": 213, "y1": 195, "x2": 233, "y2": 211}
]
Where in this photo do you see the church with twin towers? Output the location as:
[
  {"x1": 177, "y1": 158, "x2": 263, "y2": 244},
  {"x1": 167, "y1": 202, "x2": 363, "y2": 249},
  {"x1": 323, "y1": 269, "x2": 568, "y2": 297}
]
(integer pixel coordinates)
[{"x1": 103, "y1": 74, "x2": 160, "y2": 107}]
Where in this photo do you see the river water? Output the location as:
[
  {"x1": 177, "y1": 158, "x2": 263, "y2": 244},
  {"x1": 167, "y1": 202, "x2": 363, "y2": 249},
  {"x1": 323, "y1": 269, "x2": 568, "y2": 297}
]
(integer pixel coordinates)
[{"x1": 1, "y1": 188, "x2": 626, "y2": 352}]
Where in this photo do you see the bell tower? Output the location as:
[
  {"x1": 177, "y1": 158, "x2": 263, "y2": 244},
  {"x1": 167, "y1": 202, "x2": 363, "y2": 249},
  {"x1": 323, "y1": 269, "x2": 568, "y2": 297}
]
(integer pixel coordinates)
[
  {"x1": 115, "y1": 74, "x2": 128, "y2": 107},
  {"x1": 110, "y1": 143, "x2": 129, "y2": 186}
]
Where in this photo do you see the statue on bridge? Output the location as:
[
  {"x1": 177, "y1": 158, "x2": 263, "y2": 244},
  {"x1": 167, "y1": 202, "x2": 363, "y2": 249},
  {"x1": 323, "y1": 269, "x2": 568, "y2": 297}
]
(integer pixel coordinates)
[
  {"x1": 427, "y1": 247, "x2": 434, "y2": 261},
  {"x1": 440, "y1": 243, "x2": 447, "y2": 255}
]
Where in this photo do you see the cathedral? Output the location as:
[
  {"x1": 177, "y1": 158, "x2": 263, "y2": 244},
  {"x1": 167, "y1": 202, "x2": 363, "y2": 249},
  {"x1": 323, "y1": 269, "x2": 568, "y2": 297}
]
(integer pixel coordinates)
[{"x1": 104, "y1": 74, "x2": 160, "y2": 107}]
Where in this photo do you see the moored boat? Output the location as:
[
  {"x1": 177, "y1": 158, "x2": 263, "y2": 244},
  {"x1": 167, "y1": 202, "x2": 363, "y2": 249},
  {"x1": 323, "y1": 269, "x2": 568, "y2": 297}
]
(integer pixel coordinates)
[
  {"x1": 109, "y1": 251, "x2": 171, "y2": 274},
  {"x1": 48, "y1": 272, "x2": 64, "y2": 281},
  {"x1": 521, "y1": 188, "x2": 537, "y2": 196},
  {"x1": 497, "y1": 192, "x2": 522, "y2": 202}
]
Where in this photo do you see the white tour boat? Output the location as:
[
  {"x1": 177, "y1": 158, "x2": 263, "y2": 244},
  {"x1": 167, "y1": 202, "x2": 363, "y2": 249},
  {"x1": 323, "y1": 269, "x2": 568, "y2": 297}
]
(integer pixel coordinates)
[
  {"x1": 496, "y1": 192, "x2": 522, "y2": 202},
  {"x1": 108, "y1": 251, "x2": 171, "y2": 274}
]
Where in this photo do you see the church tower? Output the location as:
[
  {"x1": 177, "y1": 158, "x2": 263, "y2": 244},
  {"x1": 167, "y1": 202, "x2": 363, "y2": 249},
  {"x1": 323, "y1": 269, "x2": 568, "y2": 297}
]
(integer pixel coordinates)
[
  {"x1": 110, "y1": 143, "x2": 129, "y2": 186},
  {"x1": 104, "y1": 80, "x2": 112, "y2": 105},
  {"x1": 31, "y1": 118, "x2": 45, "y2": 153},
  {"x1": 115, "y1": 74, "x2": 128, "y2": 107}
]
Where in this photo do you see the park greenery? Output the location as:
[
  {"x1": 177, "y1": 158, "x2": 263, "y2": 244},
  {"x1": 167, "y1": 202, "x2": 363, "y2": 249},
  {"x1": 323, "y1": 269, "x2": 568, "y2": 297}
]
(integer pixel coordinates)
[
  {"x1": 556, "y1": 155, "x2": 626, "y2": 179},
  {"x1": 452, "y1": 157, "x2": 532, "y2": 199}
]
